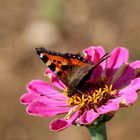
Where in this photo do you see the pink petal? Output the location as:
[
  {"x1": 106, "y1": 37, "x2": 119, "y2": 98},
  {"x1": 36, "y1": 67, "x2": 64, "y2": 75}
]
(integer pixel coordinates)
[
  {"x1": 50, "y1": 111, "x2": 79, "y2": 131},
  {"x1": 113, "y1": 61, "x2": 140, "y2": 89},
  {"x1": 78, "y1": 109, "x2": 99, "y2": 125},
  {"x1": 113, "y1": 78, "x2": 140, "y2": 107},
  {"x1": 97, "y1": 99, "x2": 119, "y2": 114},
  {"x1": 129, "y1": 60, "x2": 140, "y2": 69},
  {"x1": 106, "y1": 47, "x2": 129, "y2": 78},
  {"x1": 107, "y1": 47, "x2": 128, "y2": 69},
  {"x1": 20, "y1": 92, "x2": 40, "y2": 105},
  {"x1": 83, "y1": 46, "x2": 105, "y2": 64},
  {"x1": 130, "y1": 60, "x2": 140, "y2": 77},
  {"x1": 26, "y1": 100, "x2": 70, "y2": 117},
  {"x1": 113, "y1": 65, "x2": 134, "y2": 89},
  {"x1": 27, "y1": 80, "x2": 67, "y2": 100},
  {"x1": 44, "y1": 68, "x2": 66, "y2": 90},
  {"x1": 83, "y1": 46, "x2": 106, "y2": 81},
  {"x1": 36, "y1": 96, "x2": 68, "y2": 107},
  {"x1": 118, "y1": 77, "x2": 140, "y2": 93},
  {"x1": 116, "y1": 91, "x2": 137, "y2": 106}
]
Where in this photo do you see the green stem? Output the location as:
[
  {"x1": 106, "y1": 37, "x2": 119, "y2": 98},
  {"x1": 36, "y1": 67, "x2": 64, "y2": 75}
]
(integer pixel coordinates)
[{"x1": 86, "y1": 123, "x2": 107, "y2": 140}]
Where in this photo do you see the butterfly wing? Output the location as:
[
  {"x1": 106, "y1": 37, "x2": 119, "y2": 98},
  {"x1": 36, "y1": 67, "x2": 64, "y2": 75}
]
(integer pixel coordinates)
[
  {"x1": 67, "y1": 53, "x2": 110, "y2": 96},
  {"x1": 36, "y1": 47, "x2": 92, "y2": 86},
  {"x1": 36, "y1": 48, "x2": 109, "y2": 97}
]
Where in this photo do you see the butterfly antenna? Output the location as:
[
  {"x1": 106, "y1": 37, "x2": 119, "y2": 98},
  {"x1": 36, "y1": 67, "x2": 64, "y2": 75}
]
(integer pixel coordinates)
[
  {"x1": 102, "y1": 54, "x2": 109, "y2": 79},
  {"x1": 94, "y1": 53, "x2": 110, "y2": 67},
  {"x1": 100, "y1": 53, "x2": 110, "y2": 61}
]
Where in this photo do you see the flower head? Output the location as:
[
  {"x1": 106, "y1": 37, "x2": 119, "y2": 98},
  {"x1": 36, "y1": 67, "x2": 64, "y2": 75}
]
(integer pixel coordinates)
[{"x1": 20, "y1": 46, "x2": 140, "y2": 131}]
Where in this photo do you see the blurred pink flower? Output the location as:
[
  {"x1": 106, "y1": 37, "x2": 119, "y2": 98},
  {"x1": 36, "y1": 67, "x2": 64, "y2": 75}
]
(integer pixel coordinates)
[{"x1": 20, "y1": 46, "x2": 140, "y2": 131}]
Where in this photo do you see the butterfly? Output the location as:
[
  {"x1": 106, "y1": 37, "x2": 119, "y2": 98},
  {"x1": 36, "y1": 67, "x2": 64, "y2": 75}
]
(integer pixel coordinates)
[{"x1": 36, "y1": 48, "x2": 109, "y2": 97}]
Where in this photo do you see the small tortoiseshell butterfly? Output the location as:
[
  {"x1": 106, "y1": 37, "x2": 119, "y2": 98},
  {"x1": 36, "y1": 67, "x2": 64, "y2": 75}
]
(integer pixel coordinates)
[{"x1": 36, "y1": 48, "x2": 109, "y2": 97}]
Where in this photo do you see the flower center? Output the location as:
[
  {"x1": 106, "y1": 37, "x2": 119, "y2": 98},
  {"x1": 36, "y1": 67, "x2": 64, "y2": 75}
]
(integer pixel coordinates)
[{"x1": 64, "y1": 85, "x2": 117, "y2": 111}]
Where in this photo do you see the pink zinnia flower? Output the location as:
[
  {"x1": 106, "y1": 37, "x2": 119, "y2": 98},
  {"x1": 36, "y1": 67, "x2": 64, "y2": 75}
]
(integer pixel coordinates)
[{"x1": 20, "y1": 46, "x2": 140, "y2": 131}]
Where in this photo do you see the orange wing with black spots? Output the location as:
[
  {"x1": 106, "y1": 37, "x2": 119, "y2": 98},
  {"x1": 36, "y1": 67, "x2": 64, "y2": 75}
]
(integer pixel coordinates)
[{"x1": 36, "y1": 48, "x2": 93, "y2": 85}]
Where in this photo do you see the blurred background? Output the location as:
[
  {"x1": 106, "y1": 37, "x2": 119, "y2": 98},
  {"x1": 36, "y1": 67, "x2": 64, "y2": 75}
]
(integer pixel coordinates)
[{"x1": 0, "y1": 0, "x2": 140, "y2": 140}]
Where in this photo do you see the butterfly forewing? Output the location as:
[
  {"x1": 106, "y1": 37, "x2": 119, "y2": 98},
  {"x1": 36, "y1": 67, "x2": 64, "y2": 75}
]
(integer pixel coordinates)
[{"x1": 36, "y1": 48, "x2": 92, "y2": 85}]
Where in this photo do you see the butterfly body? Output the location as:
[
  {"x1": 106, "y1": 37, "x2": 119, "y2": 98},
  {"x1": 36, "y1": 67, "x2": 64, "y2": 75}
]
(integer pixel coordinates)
[
  {"x1": 66, "y1": 64, "x2": 95, "y2": 96},
  {"x1": 36, "y1": 48, "x2": 109, "y2": 97}
]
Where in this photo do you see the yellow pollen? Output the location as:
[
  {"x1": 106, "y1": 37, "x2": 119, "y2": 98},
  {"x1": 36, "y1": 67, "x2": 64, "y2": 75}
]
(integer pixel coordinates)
[
  {"x1": 103, "y1": 85, "x2": 117, "y2": 95},
  {"x1": 121, "y1": 99, "x2": 126, "y2": 105},
  {"x1": 66, "y1": 85, "x2": 117, "y2": 109},
  {"x1": 63, "y1": 87, "x2": 68, "y2": 96}
]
